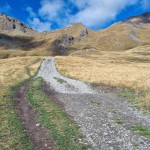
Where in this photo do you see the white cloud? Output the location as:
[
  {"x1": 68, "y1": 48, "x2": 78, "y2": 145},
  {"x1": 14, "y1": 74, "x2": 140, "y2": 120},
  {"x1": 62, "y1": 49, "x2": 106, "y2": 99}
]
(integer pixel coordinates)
[
  {"x1": 26, "y1": 7, "x2": 37, "y2": 18},
  {"x1": 26, "y1": 5, "x2": 51, "y2": 32},
  {"x1": 26, "y1": 0, "x2": 142, "y2": 31},
  {"x1": 69, "y1": 0, "x2": 138, "y2": 27},
  {"x1": 141, "y1": 0, "x2": 150, "y2": 10},
  {"x1": 0, "y1": 3, "x2": 12, "y2": 14},
  {"x1": 39, "y1": 0, "x2": 63, "y2": 20},
  {"x1": 28, "y1": 18, "x2": 51, "y2": 32}
]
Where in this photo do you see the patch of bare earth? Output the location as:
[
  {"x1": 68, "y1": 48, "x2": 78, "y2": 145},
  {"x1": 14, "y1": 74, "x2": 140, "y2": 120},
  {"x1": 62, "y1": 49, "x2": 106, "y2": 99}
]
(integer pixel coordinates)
[{"x1": 13, "y1": 82, "x2": 55, "y2": 150}]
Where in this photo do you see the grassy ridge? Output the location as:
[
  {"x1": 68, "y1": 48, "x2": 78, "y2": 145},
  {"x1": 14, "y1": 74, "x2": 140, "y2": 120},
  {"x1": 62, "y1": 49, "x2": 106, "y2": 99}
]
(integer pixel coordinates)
[{"x1": 27, "y1": 78, "x2": 88, "y2": 150}]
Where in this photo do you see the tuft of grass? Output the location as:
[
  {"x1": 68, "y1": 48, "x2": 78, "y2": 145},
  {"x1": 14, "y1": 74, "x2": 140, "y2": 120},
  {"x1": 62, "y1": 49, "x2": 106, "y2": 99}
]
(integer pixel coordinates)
[
  {"x1": 115, "y1": 118, "x2": 123, "y2": 125},
  {"x1": 130, "y1": 126, "x2": 150, "y2": 136},
  {"x1": 27, "y1": 78, "x2": 89, "y2": 150},
  {"x1": 54, "y1": 77, "x2": 67, "y2": 84},
  {"x1": 118, "y1": 90, "x2": 139, "y2": 103},
  {"x1": 133, "y1": 144, "x2": 139, "y2": 148},
  {"x1": 91, "y1": 101, "x2": 101, "y2": 108},
  {"x1": 118, "y1": 90, "x2": 150, "y2": 112}
]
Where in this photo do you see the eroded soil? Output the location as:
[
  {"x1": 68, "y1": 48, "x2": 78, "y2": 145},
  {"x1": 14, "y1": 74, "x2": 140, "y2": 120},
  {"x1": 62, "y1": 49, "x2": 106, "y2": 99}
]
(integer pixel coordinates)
[{"x1": 13, "y1": 82, "x2": 55, "y2": 150}]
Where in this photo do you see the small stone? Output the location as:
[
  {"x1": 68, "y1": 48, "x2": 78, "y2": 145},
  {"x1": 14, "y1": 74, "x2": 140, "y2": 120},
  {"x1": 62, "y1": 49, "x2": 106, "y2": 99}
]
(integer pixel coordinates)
[
  {"x1": 108, "y1": 141, "x2": 112, "y2": 144},
  {"x1": 104, "y1": 132, "x2": 108, "y2": 136},
  {"x1": 140, "y1": 141, "x2": 144, "y2": 145},
  {"x1": 36, "y1": 123, "x2": 40, "y2": 127}
]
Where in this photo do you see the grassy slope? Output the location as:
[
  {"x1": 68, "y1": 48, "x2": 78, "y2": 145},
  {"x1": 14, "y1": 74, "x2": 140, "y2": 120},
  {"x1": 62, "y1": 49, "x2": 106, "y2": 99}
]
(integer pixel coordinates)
[
  {"x1": 0, "y1": 56, "x2": 43, "y2": 149},
  {"x1": 1, "y1": 21, "x2": 149, "y2": 58},
  {"x1": 55, "y1": 45, "x2": 150, "y2": 110},
  {"x1": 0, "y1": 16, "x2": 149, "y2": 148}
]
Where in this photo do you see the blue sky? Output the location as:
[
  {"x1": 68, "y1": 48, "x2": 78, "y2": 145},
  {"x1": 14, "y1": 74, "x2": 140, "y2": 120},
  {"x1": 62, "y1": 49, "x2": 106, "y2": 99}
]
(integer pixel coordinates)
[{"x1": 0, "y1": 0, "x2": 150, "y2": 32}]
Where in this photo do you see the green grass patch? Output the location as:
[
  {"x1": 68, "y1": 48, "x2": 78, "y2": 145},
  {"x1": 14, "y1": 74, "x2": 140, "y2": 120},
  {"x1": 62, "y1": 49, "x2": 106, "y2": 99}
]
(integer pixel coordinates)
[
  {"x1": 0, "y1": 86, "x2": 34, "y2": 150},
  {"x1": 118, "y1": 89, "x2": 150, "y2": 112},
  {"x1": 27, "y1": 78, "x2": 89, "y2": 150},
  {"x1": 130, "y1": 125, "x2": 150, "y2": 136},
  {"x1": 118, "y1": 90, "x2": 139, "y2": 103},
  {"x1": 91, "y1": 101, "x2": 101, "y2": 108},
  {"x1": 133, "y1": 143, "x2": 139, "y2": 148},
  {"x1": 115, "y1": 118, "x2": 123, "y2": 125},
  {"x1": 54, "y1": 77, "x2": 67, "y2": 84}
]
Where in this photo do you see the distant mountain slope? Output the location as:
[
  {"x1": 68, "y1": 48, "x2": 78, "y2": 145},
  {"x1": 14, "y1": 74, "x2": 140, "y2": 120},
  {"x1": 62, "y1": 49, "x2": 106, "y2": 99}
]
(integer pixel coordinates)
[
  {"x1": 124, "y1": 12, "x2": 150, "y2": 24},
  {"x1": 0, "y1": 14, "x2": 36, "y2": 34},
  {"x1": 0, "y1": 12, "x2": 149, "y2": 58}
]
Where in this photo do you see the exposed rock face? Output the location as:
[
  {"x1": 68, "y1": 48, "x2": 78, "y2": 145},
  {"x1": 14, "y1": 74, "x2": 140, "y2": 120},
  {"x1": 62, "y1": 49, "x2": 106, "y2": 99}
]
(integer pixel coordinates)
[
  {"x1": 54, "y1": 34, "x2": 74, "y2": 54},
  {"x1": 124, "y1": 12, "x2": 150, "y2": 24},
  {"x1": 138, "y1": 12, "x2": 150, "y2": 23},
  {"x1": 58, "y1": 34, "x2": 74, "y2": 45},
  {"x1": 79, "y1": 28, "x2": 88, "y2": 37},
  {"x1": 0, "y1": 14, "x2": 36, "y2": 34},
  {"x1": 57, "y1": 45, "x2": 66, "y2": 54}
]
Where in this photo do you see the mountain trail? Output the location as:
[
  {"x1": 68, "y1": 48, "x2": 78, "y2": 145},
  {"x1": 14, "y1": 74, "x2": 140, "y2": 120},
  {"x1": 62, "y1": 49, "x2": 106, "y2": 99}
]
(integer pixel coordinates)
[{"x1": 37, "y1": 57, "x2": 150, "y2": 150}]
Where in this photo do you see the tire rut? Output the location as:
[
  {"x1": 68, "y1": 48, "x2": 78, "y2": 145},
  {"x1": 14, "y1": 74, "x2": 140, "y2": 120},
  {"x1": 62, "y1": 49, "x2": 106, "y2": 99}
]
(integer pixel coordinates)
[{"x1": 13, "y1": 82, "x2": 55, "y2": 150}]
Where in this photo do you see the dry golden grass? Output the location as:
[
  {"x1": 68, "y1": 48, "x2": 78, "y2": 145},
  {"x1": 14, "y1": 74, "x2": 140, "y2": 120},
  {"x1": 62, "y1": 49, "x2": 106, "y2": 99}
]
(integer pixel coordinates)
[
  {"x1": 0, "y1": 56, "x2": 43, "y2": 149},
  {"x1": 55, "y1": 47, "x2": 150, "y2": 108},
  {"x1": 0, "y1": 56, "x2": 43, "y2": 88},
  {"x1": 0, "y1": 49, "x2": 53, "y2": 59},
  {"x1": 0, "y1": 56, "x2": 44, "y2": 110}
]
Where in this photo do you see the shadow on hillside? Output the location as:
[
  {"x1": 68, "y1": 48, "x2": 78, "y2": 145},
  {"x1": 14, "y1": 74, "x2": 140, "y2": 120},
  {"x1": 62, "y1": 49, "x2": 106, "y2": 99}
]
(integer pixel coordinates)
[
  {"x1": 50, "y1": 39, "x2": 78, "y2": 56},
  {"x1": 0, "y1": 33, "x2": 46, "y2": 50},
  {"x1": 125, "y1": 57, "x2": 150, "y2": 63},
  {"x1": 0, "y1": 33, "x2": 33, "y2": 43}
]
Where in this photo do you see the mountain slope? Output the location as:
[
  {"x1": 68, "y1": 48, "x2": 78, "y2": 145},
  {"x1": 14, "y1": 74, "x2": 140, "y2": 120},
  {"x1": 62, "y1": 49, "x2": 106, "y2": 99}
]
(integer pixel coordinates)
[
  {"x1": 124, "y1": 12, "x2": 150, "y2": 25},
  {"x1": 0, "y1": 12, "x2": 149, "y2": 58},
  {"x1": 0, "y1": 14, "x2": 36, "y2": 34}
]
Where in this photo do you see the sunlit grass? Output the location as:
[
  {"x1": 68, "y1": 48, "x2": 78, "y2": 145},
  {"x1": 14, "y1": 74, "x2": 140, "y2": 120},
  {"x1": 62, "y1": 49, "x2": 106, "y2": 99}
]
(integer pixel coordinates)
[
  {"x1": 56, "y1": 48, "x2": 150, "y2": 109},
  {"x1": 0, "y1": 56, "x2": 43, "y2": 149}
]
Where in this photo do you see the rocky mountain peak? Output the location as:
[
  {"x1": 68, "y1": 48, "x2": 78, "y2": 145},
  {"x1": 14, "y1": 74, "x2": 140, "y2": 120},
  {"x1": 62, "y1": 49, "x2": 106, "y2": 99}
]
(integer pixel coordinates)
[
  {"x1": 124, "y1": 12, "x2": 150, "y2": 24},
  {"x1": 0, "y1": 13, "x2": 36, "y2": 34}
]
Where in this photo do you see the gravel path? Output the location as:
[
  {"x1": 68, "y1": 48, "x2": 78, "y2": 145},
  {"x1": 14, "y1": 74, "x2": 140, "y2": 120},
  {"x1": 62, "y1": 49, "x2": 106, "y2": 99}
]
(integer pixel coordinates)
[
  {"x1": 38, "y1": 57, "x2": 95, "y2": 94},
  {"x1": 38, "y1": 57, "x2": 150, "y2": 150}
]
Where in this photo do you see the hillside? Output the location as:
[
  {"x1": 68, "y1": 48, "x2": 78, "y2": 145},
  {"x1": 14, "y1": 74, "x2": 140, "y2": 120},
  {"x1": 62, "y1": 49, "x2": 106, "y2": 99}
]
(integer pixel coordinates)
[
  {"x1": 0, "y1": 12, "x2": 149, "y2": 58},
  {"x1": 0, "y1": 11, "x2": 150, "y2": 150},
  {"x1": 0, "y1": 14, "x2": 36, "y2": 34}
]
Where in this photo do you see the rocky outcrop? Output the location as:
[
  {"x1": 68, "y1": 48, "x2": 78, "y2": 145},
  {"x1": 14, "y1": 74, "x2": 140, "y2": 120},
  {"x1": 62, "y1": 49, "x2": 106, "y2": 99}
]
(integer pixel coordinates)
[
  {"x1": 79, "y1": 28, "x2": 88, "y2": 37},
  {"x1": 57, "y1": 34, "x2": 74, "y2": 45},
  {"x1": 54, "y1": 34, "x2": 74, "y2": 54},
  {"x1": 0, "y1": 14, "x2": 36, "y2": 34}
]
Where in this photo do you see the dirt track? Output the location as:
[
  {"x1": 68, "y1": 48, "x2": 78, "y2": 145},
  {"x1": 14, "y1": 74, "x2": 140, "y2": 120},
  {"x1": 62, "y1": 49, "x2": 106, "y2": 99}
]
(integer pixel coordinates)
[
  {"x1": 37, "y1": 57, "x2": 150, "y2": 150},
  {"x1": 14, "y1": 82, "x2": 54, "y2": 150}
]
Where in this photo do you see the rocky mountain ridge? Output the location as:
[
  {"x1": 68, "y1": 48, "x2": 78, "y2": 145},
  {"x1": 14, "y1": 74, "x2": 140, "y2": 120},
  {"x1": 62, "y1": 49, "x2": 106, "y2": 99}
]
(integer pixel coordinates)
[
  {"x1": 0, "y1": 12, "x2": 149, "y2": 58},
  {"x1": 0, "y1": 14, "x2": 36, "y2": 34},
  {"x1": 124, "y1": 12, "x2": 150, "y2": 24}
]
